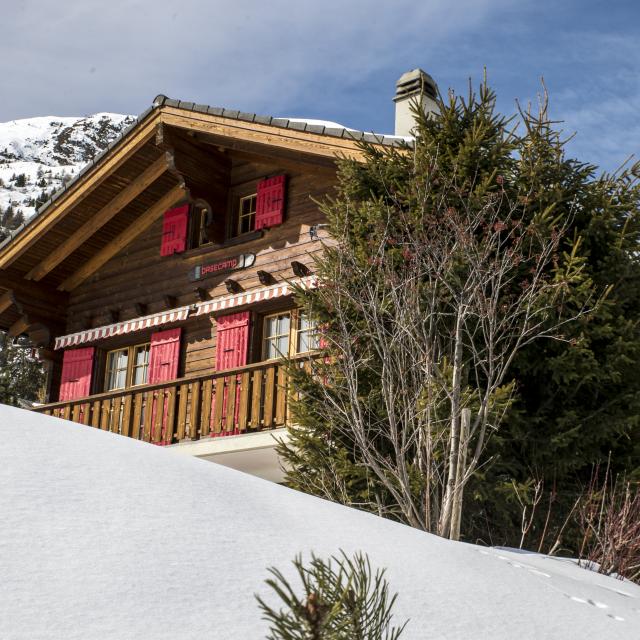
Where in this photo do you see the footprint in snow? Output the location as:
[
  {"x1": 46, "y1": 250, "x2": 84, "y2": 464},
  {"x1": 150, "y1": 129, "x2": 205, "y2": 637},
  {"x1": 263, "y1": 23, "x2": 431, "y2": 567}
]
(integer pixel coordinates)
[
  {"x1": 491, "y1": 553, "x2": 551, "y2": 577},
  {"x1": 565, "y1": 595, "x2": 624, "y2": 621}
]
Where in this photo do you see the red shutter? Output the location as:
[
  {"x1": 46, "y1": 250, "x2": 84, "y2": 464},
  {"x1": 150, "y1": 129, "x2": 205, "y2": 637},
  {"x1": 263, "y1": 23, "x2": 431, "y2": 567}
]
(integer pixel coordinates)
[
  {"x1": 160, "y1": 204, "x2": 189, "y2": 256},
  {"x1": 148, "y1": 328, "x2": 181, "y2": 446},
  {"x1": 215, "y1": 311, "x2": 250, "y2": 371},
  {"x1": 255, "y1": 175, "x2": 286, "y2": 230},
  {"x1": 212, "y1": 311, "x2": 250, "y2": 437},
  {"x1": 59, "y1": 347, "x2": 94, "y2": 402},
  {"x1": 148, "y1": 328, "x2": 182, "y2": 383}
]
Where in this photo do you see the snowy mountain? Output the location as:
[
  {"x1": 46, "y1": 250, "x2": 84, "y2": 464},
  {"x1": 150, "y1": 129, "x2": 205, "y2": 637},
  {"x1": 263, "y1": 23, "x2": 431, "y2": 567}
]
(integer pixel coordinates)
[
  {"x1": 0, "y1": 113, "x2": 134, "y2": 231},
  {"x1": 1, "y1": 404, "x2": 639, "y2": 639}
]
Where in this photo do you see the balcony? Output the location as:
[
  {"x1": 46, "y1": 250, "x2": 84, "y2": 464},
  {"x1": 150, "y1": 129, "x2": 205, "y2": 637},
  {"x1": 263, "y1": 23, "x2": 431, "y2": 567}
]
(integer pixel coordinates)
[{"x1": 34, "y1": 359, "x2": 300, "y2": 450}]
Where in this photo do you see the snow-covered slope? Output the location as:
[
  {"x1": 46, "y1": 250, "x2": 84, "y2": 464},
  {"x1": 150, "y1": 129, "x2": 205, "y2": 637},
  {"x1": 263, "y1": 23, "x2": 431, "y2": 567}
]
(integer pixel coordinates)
[
  {"x1": 0, "y1": 114, "x2": 133, "y2": 221},
  {"x1": 1, "y1": 406, "x2": 639, "y2": 639}
]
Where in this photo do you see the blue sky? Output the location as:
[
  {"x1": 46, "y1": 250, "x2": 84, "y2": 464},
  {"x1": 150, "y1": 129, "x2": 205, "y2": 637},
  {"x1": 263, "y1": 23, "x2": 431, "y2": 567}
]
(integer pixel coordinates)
[{"x1": 2, "y1": 0, "x2": 638, "y2": 172}]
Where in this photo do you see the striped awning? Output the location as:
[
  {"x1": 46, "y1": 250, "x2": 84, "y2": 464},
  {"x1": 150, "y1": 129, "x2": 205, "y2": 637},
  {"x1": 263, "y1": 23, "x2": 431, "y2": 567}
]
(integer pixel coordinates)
[{"x1": 54, "y1": 277, "x2": 317, "y2": 350}]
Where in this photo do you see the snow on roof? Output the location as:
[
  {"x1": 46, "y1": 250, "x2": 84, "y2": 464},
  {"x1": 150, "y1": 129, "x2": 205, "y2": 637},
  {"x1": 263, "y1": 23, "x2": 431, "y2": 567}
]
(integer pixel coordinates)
[{"x1": 1, "y1": 405, "x2": 638, "y2": 639}]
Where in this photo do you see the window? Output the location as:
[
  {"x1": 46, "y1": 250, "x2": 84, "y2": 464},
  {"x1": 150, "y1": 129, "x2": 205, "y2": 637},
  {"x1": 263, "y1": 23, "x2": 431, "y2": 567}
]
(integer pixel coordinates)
[
  {"x1": 190, "y1": 200, "x2": 225, "y2": 249},
  {"x1": 194, "y1": 202, "x2": 212, "y2": 247},
  {"x1": 261, "y1": 310, "x2": 318, "y2": 361},
  {"x1": 238, "y1": 194, "x2": 257, "y2": 235},
  {"x1": 296, "y1": 313, "x2": 319, "y2": 354},
  {"x1": 262, "y1": 311, "x2": 291, "y2": 360},
  {"x1": 105, "y1": 343, "x2": 150, "y2": 391}
]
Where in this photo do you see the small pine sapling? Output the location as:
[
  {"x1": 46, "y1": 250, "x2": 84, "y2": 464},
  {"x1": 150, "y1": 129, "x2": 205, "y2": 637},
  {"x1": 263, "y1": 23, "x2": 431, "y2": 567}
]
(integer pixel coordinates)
[{"x1": 256, "y1": 551, "x2": 408, "y2": 640}]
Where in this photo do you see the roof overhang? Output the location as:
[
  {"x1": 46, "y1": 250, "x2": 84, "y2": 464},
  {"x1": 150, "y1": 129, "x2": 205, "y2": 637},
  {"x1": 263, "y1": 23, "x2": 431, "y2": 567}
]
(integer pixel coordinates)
[
  {"x1": 0, "y1": 96, "x2": 400, "y2": 343},
  {"x1": 0, "y1": 99, "x2": 391, "y2": 270}
]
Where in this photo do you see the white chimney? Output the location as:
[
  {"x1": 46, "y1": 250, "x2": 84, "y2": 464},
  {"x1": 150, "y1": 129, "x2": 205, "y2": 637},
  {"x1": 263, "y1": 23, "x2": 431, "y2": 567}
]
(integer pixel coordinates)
[{"x1": 393, "y1": 68, "x2": 438, "y2": 137}]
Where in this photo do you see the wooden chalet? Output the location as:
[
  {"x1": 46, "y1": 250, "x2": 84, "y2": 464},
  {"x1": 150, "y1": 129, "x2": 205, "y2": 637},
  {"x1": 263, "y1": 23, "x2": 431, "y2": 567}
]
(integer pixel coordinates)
[{"x1": 0, "y1": 70, "x2": 432, "y2": 478}]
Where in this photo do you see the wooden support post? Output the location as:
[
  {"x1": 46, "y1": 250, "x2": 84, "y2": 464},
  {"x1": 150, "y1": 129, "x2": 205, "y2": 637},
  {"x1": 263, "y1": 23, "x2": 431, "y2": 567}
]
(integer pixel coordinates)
[
  {"x1": 211, "y1": 378, "x2": 225, "y2": 434},
  {"x1": 176, "y1": 383, "x2": 188, "y2": 440},
  {"x1": 164, "y1": 386, "x2": 177, "y2": 444},
  {"x1": 237, "y1": 372, "x2": 250, "y2": 432},
  {"x1": 201, "y1": 378, "x2": 214, "y2": 436},
  {"x1": 263, "y1": 366, "x2": 275, "y2": 428},
  {"x1": 188, "y1": 382, "x2": 201, "y2": 439},
  {"x1": 0, "y1": 289, "x2": 15, "y2": 314},
  {"x1": 225, "y1": 375, "x2": 237, "y2": 432},
  {"x1": 250, "y1": 370, "x2": 263, "y2": 428}
]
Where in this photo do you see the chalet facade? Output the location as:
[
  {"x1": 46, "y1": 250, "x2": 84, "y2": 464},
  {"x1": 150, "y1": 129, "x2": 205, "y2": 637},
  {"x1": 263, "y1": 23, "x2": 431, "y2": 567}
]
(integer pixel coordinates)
[{"x1": 0, "y1": 70, "x2": 435, "y2": 479}]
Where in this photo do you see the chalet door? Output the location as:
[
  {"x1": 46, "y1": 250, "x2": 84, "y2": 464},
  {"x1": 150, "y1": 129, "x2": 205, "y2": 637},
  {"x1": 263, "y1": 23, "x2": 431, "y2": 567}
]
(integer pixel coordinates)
[
  {"x1": 213, "y1": 311, "x2": 250, "y2": 435},
  {"x1": 148, "y1": 328, "x2": 181, "y2": 444},
  {"x1": 59, "y1": 347, "x2": 95, "y2": 402}
]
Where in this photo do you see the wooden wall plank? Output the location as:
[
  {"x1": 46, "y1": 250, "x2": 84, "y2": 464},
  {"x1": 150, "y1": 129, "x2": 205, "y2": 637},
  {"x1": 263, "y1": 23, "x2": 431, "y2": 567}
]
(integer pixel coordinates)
[{"x1": 59, "y1": 183, "x2": 187, "y2": 291}]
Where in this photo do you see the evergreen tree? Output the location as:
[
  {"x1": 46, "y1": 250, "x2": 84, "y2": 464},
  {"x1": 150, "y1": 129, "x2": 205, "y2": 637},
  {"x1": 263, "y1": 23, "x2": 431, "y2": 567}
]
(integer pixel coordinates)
[
  {"x1": 14, "y1": 173, "x2": 26, "y2": 188},
  {"x1": 0, "y1": 332, "x2": 45, "y2": 406},
  {"x1": 280, "y1": 79, "x2": 640, "y2": 550}
]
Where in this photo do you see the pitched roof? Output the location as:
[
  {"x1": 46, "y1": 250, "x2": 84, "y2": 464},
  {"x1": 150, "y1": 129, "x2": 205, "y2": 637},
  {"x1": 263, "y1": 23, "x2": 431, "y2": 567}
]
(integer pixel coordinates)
[{"x1": 0, "y1": 95, "x2": 410, "y2": 251}]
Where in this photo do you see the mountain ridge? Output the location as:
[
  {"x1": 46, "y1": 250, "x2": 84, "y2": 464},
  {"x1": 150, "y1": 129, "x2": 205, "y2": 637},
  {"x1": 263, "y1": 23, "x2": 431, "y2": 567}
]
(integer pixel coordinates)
[{"x1": 0, "y1": 113, "x2": 133, "y2": 239}]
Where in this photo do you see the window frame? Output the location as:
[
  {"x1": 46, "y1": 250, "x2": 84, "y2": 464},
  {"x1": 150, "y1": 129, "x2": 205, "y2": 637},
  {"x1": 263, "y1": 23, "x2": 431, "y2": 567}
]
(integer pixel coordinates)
[
  {"x1": 261, "y1": 310, "x2": 292, "y2": 361},
  {"x1": 191, "y1": 201, "x2": 212, "y2": 248},
  {"x1": 104, "y1": 342, "x2": 151, "y2": 391},
  {"x1": 295, "y1": 311, "x2": 319, "y2": 355},
  {"x1": 260, "y1": 309, "x2": 318, "y2": 362},
  {"x1": 237, "y1": 192, "x2": 257, "y2": 236}
]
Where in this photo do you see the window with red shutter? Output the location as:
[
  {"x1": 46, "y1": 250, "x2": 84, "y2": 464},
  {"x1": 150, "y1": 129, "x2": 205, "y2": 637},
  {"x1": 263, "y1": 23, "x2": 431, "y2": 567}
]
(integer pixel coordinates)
[
  {"x1": 160, "y1": 205, "x2": 189, "y2": 256},
  {"x1": 59, "y1": 347, "x2": 95, "y2": 402},
  {"x1": 255, "y1": 175, "x2": 286, "y2": 230}
]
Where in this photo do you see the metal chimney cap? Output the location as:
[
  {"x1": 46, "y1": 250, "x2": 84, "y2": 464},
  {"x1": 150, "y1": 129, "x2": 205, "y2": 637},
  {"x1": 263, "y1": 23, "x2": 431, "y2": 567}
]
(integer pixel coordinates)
[{"x1": 394, "y1": 68, "x2": 437, "y2": 102}]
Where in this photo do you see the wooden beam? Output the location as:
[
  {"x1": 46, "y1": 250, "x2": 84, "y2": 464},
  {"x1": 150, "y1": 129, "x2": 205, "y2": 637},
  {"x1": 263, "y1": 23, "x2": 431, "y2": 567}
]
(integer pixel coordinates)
[
  {"x1": 58, "y1": 183, "x2": 187, "y2": 292},
  {"x1": 0, "y1": 289, "x2": 15, "y2": 314},
  {"x1": 159, "y1": 109, "x2": 368, "y2": 160},
  {"x1": 25, "y1": 153, "x2": 171, "y2": 282},
  {"x1": 0, "y1": 115, "x2": 160, "y2": 270},
  {"x1": 9, "y1": 315, "x2": 30, "y2": 337},
  {"x1": 213, "y1": 145, "x2": 338, "y2": 174},
  {"x1": 0, "y1": 271, "x2": 68, "y2": 310}
]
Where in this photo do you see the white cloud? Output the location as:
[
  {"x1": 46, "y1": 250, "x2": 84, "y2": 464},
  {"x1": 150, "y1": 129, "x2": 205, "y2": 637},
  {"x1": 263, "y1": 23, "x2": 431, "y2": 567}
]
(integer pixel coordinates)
[{"x1": 1, "y1": 0, "x2": 509, "y2": 123}]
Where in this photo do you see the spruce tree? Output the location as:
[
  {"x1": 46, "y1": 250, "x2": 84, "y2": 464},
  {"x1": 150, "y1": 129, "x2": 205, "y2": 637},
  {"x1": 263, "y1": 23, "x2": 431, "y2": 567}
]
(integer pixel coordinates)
[
  {"x1": 280, "y1": 79, "x2": 640, "y2": 549},
  {"x1": 0, "y1": 332, "x2": 45, "y2": 406}
]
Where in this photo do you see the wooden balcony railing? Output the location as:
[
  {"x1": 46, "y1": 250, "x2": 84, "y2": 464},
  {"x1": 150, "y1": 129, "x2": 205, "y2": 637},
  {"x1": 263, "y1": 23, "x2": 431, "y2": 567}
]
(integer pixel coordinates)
[{"x1": 33, "y1": 359, "x2": 303, "y2": 445}]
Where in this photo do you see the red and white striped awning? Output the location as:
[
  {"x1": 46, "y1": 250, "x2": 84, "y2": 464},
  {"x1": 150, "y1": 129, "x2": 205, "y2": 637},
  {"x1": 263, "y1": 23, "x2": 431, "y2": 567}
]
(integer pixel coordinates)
[{"x1": 54, "y1": 277, "x2": 317, "y2": 350}]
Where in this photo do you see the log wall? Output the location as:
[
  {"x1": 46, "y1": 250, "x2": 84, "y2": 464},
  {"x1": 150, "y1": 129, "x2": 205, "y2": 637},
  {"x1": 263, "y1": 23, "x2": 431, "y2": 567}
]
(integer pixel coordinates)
[{"x1": 65, "y1": 156, "x2": 335, "y2": 383}]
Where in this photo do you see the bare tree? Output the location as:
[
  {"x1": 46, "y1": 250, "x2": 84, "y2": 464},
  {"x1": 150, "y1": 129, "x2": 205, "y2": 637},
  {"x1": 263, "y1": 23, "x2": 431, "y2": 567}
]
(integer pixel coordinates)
[
  {"x1": 288, "y1": 158, "x2": 595, "y2": 539},
  {"x1": 577, "y1": 462, "x2": 640, "y2": 582}
]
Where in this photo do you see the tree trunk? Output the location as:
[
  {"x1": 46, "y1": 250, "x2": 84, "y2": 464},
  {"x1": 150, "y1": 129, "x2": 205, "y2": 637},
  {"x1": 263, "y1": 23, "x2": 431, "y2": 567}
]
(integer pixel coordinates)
[
  {"x1": 450, "y1": 407, "x2": 470, "y2": 541},
  {"x1": 439, "y1": 306, "x2": 465, "y2": 537}
]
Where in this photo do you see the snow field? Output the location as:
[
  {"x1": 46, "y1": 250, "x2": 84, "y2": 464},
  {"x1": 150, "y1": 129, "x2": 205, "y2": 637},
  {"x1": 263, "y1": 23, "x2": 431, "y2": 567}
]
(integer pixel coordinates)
[{"x1": 1, "y1": 403, "x2": 639, "y2": 639}]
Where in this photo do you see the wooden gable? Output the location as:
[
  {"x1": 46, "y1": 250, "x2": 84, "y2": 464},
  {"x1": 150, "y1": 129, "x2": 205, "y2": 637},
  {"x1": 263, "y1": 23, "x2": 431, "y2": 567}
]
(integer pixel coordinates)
[{"x1": 0, "y1": 102, "x2": 367, "y2": 347}]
